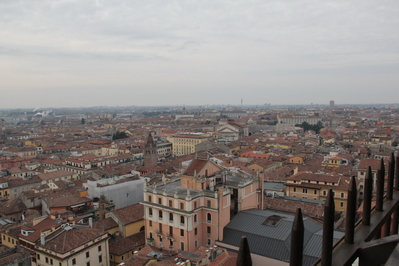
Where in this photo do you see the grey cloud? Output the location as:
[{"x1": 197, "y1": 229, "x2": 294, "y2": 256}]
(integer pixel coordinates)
[{"x1": 1, "y1": 0, "x2": 399, "y2": 108}]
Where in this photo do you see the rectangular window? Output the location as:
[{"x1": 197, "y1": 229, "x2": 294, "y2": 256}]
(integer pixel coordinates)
[
  {"x1": 86, "y1": 262, "x2": 90, "y2": 266},
  {"x1": 98, "y1": 245, "x2": 102, "y2": 252},
  {"x1": 194, "y1": 228, "x2": 197, "y2": 235},
  {"x1": 314, "y1": 190, "x2": 317, "y2": 195},
  {"x1": 169, "y1": 200, "x2": 172, "y2": 207},
  {"x1": 180, "y1": 202, "x2": 184, "y2": 210},
  {"x1": 86, "y1": 251, "x2": 89, "y2": 258},
  {"x1": 149, "y1": 220, "x2": 152, "y2": 227},
  {"x1": 99, "y1": 255, "x2": 102, "y2": 263},
  {"x1": 148, "y1": 195, "x2": 152, "y2": 202},
  {"x1": 207, "y1": 226, "x2": 211, "y2": 234},
  {"x1": 46, "y1": 257, "x2": 49, "y2": 263},
  {"x1": 180, "y1": 229, "x2": 184, "y2": 237},
  {"x1": 207, "y1": 200, "x2": 211, "y2": 208},
  {"x1": 169, "y1": 226, "x2": 173, "y2": 236},
  {"x1": 72, "y1": 258, "x2": 76, "y2": 265},
  {"x1": 293, "y1": 187, "x2": 296, "y2": 192},
  {"x1": 194, "y1": 201, "x2": 197, "y2": 209},
  {"x1": 303, "y1": 188, "x2": 307, "y2": 193},
  {"x1": 158, "y1": 198, "x2": 162, "y2": 204}
]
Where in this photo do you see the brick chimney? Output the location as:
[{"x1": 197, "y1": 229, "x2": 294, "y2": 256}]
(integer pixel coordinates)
[{"x1": 99, "y1": 201, "x2": 106, "y2": 221}]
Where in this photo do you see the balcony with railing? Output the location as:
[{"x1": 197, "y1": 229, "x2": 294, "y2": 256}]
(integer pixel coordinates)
[{"x1": 237, "y1": 154, "x2": 399, "y2": 266}]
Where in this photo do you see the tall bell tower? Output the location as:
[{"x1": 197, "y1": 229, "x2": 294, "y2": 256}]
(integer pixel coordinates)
[{"x1": 143, "y1": 132, "x2": 158, "y2": 167}]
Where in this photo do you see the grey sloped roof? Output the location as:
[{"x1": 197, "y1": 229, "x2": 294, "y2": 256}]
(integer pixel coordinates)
[
  {"x1": 223, "y1": 228, "x2": 290, "y2": 262},
  {"x1": 225, "y1": 209, "x2": 294, "y2": 240},
  {"x1": 303, "y1": 228, "x2": 344, "y2": 259},
  {"x1": 221, "y1": 209, "x2": 344, "y2": 266}
]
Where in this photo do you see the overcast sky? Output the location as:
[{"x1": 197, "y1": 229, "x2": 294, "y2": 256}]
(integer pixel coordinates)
[{"x1": 1, "y1": 0, "x2": 399, "y2": 108}]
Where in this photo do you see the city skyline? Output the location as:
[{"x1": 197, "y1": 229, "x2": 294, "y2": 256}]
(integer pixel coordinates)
[{"x1": 1, "y1": 0, "x2": 399, "y2": 108}]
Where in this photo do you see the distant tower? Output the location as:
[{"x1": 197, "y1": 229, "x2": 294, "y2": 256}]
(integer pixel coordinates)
[
  {"x1": 143, "y1": 132, "x2": 158, "y2": 167},
  {"x1": 329, "y1": 100, "x2": 335, "y2": 109},
  {"x1": 241, "y1": 98, "x2": 243, "y2": 106}
]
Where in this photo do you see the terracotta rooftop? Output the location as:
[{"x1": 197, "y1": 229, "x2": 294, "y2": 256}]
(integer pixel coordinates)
[
  {"x1": 0, "y1": 198, "x2": 27, "y2": 215},
  {"x1": 18, "y1": 217, "x2": 61, "y2": 243},
  {"x1": 112, "y1": 203, "x2": 144, "y2": 225},
  {"x1": 108, "y1": 231, "x2": 145, "y2": 256},
  {"x1": 93, "y1": 217, "x2": 118, "y2": 232},
  {"x1": 183, "y1": 158, "x2": 208, "y2": 176},
  {"x1": 39, "y1": 227, "x2": 107, "y2": 254},
  {"x1": 38, "y1": 170, "x2": 74, "y2": 181},
  {"x1": 44, "y1": 194, "x2": 92, "y2": 208},
  {"x1": 358, "y1": 158, "x2": 386, "y2": 170},
  {"x1": 287, "y1": 171, "x2": 341, "y2": 183},
  {"x1": 264, "y1": 196, "x2": 324, "y2": 219}
]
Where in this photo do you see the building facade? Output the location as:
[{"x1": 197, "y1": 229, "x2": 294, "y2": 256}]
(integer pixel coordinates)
[
  {"x1": 285, "y1": 172, "x2": 352, "y2": 217},
  {"x1": 170, "y1": 134, "x2": 208, "y2": 155},
  {"x1": 141, "y1": 158, "x2": 262, "y2": 253}
]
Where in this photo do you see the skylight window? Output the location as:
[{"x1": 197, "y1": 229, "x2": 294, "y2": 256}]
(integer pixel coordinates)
[{"x1": 262, "y1": 215, "x2": 285, "y2": 226}]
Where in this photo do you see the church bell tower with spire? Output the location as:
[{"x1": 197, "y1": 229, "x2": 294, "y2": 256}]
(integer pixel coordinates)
[{"x1": 143, "y1": 132, "x2": 158, "y2": 167}]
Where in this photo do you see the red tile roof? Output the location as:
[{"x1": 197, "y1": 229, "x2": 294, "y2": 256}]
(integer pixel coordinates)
[
  {"x1": 183, "y1": 159, "x2": 208, "y2": 176},
  {"x1": 112, "y1": 203, "x2": 144, "y2": 225},
  {"x1": 39, "y1": 227, "x2": 107, "y2": 254},
  {"x1": 93, "y1": 217, "x2": 118, "y2": 231},
  {"x1": 108, "y1": 231, "x2": 145, "y2": 255}
]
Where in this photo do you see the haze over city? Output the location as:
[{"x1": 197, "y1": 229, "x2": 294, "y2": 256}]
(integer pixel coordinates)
[{"x1": 1, "y1": 0, "x2": 399, "y2": 108}]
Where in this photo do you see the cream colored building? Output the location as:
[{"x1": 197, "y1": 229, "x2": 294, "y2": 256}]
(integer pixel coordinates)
[
  {"x1": 285, "y1": 172, "x2": 353, "y2": 216},
  {"x1": 170, "y1": 134, "x2": 208, "y2": 155},
  {"x1": 18, "y1": 217, "x2": 110, "y2": 266}
]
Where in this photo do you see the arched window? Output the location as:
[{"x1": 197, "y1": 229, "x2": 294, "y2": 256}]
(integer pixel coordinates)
[
  {"x1": 194, "y1": 214, "x2": 197, "y2": 224},
  {"x1": 159, "y1": 210, "x2": 163, "y2": 219},
  {"x1": 149, "y1": 208, "x2": 153, "y2": 216},
  {"x1": 169, "y1": 213, "x2": 173, "y2": 221},
  {"x1": 207, "y1": 213, "x2": 212, "y2": 223},
  {"x1": 180, "y1": 215, "x2": 185, "y2": 225},
  {"x1": 140, "y1": 226, "x2": 145, "y2": 232}
]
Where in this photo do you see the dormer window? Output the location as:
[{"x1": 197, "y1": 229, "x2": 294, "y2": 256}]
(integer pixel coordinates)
[{"x1": 21, "y1": 229, "x2": 34, "y2": 236}]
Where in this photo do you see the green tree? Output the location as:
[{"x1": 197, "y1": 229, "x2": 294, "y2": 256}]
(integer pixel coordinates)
[
  {"x1": 297, "y1": 121, "x2": 324, "y2": 134},
  {"x1": 112, "y1": 131, "x2": 128, "y2": 140}
]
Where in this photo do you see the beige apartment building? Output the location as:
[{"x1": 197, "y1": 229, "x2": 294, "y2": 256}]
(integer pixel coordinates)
[
  {"x1": 285, "y1": 172, "x2": 353, "y2": 216},
  {"x1": 169, "y1": 134, "x2": 208, "y2": 155},
  {"x1": 18, "y1": 217, "x2": 109, "y2": 266}
]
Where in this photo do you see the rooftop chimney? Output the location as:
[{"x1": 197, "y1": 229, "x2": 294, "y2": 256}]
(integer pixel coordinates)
[{"x1": 40, "y1": 233, "x2": 46, "y2": 245}]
